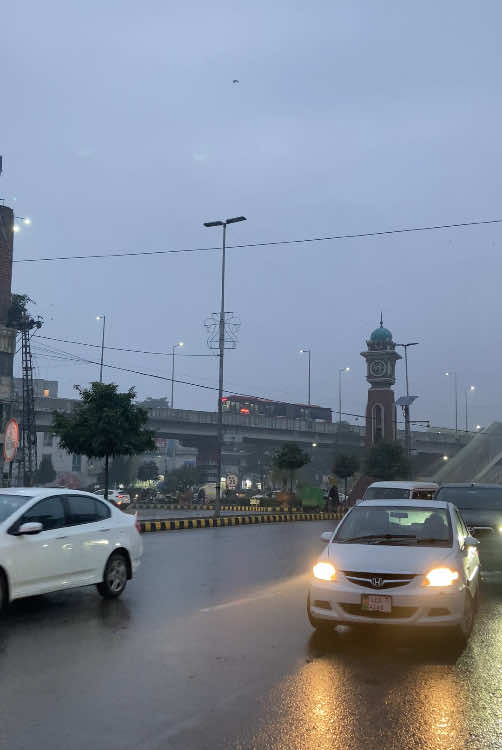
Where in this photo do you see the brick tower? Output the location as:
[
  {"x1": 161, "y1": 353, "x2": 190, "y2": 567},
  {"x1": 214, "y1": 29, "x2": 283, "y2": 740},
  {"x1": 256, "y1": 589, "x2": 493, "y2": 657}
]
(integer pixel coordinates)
[{"x1": 361, "y1": 317, "x2": 401, "y2": 444}]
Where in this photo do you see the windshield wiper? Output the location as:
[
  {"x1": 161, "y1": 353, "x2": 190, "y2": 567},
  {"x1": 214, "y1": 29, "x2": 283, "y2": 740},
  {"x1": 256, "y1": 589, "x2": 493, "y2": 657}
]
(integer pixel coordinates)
[
  {"x1": 340, "y1": 533, "x2": 417, "y2": 544},
  {"x1": 415, "y1": 537, "x2": 450, "y2": 545}
]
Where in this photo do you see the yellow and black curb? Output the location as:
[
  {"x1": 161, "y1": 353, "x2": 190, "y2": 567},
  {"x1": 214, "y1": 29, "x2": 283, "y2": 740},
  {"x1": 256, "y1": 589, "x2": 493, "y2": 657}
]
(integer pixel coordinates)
[
  {"x1": 132, "y1": 504, "x2": 301, "y2": 513},
  {"x1": 140, "y1": 511, "x2": 343, "y2": 533}
]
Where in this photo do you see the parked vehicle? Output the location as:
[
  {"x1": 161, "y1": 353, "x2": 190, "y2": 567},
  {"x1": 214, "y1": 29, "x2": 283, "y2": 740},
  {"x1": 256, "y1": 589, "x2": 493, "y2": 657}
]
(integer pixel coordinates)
[
  {"x1": 308, "y1": 499, "x2": 480, "y2": 645},
  {"x1": 96, "y1": 489, "x2": 131, "y2": 508},
  {"x1": 362, "y1": 481, "x2": 439, "y2": 502},
  {"x1": 0, "y1": 488, "x2": 142, "y2": 609}
]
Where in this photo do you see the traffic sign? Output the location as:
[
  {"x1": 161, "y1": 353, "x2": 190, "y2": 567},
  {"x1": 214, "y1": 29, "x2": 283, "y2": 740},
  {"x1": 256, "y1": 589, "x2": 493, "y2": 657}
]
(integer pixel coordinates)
[
  {"x1": 226, "y1": 474, "x2": 238, "y2": 490},
  {"x1": 3, "y1": 419, "x2": 19, "y2": 462}
]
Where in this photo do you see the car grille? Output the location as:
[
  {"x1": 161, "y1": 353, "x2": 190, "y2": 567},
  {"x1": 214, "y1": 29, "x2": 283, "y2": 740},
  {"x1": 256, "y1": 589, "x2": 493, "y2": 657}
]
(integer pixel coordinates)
[
  {"x1": 342, "y1": 570, "x2": 417, "y2": 589},
  {"x1": 340, "y1": 603, "x2": 418, "y2": 619}
]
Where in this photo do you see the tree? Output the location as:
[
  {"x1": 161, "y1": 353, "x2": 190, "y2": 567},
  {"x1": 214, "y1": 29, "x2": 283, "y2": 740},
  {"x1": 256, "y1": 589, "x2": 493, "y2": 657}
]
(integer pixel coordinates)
[
  {"x1": 35, "y1": 455, "x2": 56, "y2": 485},
  {"x1": 273, "y1": 442, "x2": 311, "y2": 493},
  {"x1": 365, "y1": 441, "x2": 411, "y2": 481},
  {"x1": 137, "y1": 460, "x2": 160, "y2": 482},
  {"x1": 159, "y1": 465, "x2": 201, "y2": 494},
  {"x1": 333, "y1": 454, "x2": 360, "y2": 498},
  {"x1": 101, "y1": 456, "x2": 136, "y2": 487},
  {"x1": 52, "y1": 382, "x2": 155, "y2": 499}
]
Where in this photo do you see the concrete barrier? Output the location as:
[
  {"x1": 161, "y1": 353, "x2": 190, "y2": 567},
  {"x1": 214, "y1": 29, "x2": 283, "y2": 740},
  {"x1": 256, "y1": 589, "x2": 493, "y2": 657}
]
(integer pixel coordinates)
[{"x1": 140, "y1": 511, "x2": 343, "y2": 532}]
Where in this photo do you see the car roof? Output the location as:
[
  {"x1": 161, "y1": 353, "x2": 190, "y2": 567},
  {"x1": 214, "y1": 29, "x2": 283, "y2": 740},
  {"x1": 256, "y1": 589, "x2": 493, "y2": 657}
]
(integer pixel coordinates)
[
  {"x1": 368, "y1": 481, "x2": 439, "y2": 489},
  {"x1": 358, "y1": 499, "x2": 449, "y2": 509},
  {"x1": 0, "y1": 487, "x2": 99, "y2": 498},
  {"x1": 439, "y1": 483, "x2": 502, "y2": 489}
]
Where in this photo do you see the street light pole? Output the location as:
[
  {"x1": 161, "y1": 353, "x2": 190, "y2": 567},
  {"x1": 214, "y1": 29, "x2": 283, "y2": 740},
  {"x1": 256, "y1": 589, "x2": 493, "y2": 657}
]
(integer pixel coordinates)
[
  {"x1": 170, "y1": 341, "x2": 184, "y2": 408},
  {"x1": 96, "y1": 315, "x2": 106, "y2": 383},
  {"x1": 338, "y1": 367, "x2": 350, "y2": 426},
  {"x1": 204, "y1": 216, "x2": 246, "y2": 518},
  {"x1": 300, "y1": 349, "x2": 311, "y2": 405},
  {"x1": 444, "y1": 371, "x2": 459, "y2": 432},
  {"x1": 465, "y1": 385, "x2": 475, "y2": 432},
  {"x1": 396, "y1": 342, "x2": 419, "y2": 458}
]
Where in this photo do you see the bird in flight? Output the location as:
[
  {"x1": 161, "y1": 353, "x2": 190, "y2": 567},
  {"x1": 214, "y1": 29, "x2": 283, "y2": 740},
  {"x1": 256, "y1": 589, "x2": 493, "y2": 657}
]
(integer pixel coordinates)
[{"x1": 233, "y1": 79, "x2": 239, "y2": 84}]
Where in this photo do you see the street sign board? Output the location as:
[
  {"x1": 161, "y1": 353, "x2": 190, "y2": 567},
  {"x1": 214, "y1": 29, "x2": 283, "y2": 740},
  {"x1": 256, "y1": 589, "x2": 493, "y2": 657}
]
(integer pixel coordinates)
[
  {"x1": 3, "y1": 419, "x2": 19, "y2": 462},
  {"x1": 226, "y1": 474, "x2": 238, "y2": 490}
]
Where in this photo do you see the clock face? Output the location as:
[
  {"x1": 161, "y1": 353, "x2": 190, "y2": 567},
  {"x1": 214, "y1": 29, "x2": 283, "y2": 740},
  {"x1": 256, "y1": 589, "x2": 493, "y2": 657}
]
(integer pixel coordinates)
[{"x1": 370, "y1": 360, "x2": 386, "y2": 377}]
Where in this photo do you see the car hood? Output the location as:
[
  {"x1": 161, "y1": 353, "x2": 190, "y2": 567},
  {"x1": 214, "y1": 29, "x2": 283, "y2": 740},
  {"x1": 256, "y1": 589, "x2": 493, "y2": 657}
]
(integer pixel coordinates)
[{"x1": 325, "y1": 542, "x2": 454, "y2": 574}]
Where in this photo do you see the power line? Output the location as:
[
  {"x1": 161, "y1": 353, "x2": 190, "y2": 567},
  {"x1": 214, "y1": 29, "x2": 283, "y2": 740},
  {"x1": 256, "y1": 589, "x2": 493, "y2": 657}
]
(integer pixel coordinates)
[
  {"x1": 13, "y1": 216, "x2": 502, "y2": 263},
  {"x1": 34, "y1": 334, "x2": 217, "y2": 357}
]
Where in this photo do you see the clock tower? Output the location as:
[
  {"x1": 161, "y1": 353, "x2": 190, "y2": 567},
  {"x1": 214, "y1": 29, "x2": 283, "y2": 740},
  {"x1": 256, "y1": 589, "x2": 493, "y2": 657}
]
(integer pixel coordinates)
[{"x1": 361, "y1": 317, "x2": 401, "y2": 444}]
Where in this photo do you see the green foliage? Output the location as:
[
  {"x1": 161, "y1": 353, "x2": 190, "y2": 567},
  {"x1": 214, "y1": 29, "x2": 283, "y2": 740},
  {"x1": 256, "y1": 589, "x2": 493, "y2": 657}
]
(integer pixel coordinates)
[
  {"x1": 35, "y1": 455, "x2": 56, "y2": 485},
  {"x1": 159, "y1": 465, "x2": 201, "y2": 494},
  {"x1": 108, "y1": 456, "x2": 135, "y2": 486},
  {"x1": 333, "y1": 454, "x2": 360, "y2": 480},
  {"x1": 137, "y1": 460, "x2": 160, "y2": 482},
  {"x1": 52, "y1": 382, "x2": 155, "y2": 497},
  {"x1": 365, "y1": 440, "x2": 411, "y2": 480},
  {"x1": 273, "y1": 442, "x2": 311, "y2": 492}
]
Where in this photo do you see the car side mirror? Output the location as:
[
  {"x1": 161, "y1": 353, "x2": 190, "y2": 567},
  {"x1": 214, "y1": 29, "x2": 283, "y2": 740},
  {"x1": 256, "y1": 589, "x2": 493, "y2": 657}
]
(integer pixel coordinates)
[
  {"x1": 320, "y1": 531, "x2": 332, "y2": 543},
  {"x1": 464, "y1": 535, "x2": 480, "y2": 548},
  {"x1": 16, "y1": 522, "x2": 43, "y2": 536}
]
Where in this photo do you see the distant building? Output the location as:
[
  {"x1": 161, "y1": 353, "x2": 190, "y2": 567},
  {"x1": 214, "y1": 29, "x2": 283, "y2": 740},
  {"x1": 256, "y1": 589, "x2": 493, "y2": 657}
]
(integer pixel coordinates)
[{"x1": 14, "y1": 378, "x2": 58, "y2": 399}]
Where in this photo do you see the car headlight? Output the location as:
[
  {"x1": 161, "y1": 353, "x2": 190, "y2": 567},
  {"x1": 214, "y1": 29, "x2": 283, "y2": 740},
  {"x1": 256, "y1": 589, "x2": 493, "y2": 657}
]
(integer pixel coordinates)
[
  {"x1": 498, "y1": 525, "x2": 502, "y2": 534},
  {"x1": 313, "y1": 562, "x2": 336, "y2": 581},
  {"x1": 424, "y1": 567, "x2": 459, "y2": 587}
]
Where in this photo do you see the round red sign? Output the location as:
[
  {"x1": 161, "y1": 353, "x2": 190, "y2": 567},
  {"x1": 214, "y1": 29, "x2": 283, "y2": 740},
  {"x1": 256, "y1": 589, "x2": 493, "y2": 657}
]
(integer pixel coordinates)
[{"x1": 3, "y1": 419, "x2": 19, "y2": 462}]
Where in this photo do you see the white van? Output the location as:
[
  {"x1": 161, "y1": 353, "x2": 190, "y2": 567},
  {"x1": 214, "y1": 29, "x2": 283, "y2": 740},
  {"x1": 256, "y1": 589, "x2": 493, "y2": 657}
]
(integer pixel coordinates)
[{"x1": 362, "y1": 481, "x2": 439, "y2": 502}]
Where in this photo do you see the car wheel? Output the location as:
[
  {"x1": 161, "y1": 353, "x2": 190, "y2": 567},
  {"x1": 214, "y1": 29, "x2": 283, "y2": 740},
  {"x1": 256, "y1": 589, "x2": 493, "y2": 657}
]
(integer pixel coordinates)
[
  {"x1": 0, "y1": 572, "x2": 7, "y2": 613},
  {"x1": 97, "y1": 552, "x2": 128, "y2": 599},
  {"x1": 307, "y1": 594, "x2": 333, "y2": 631},
  {"x1": 453, "y1": 592, "x2": 475, "y2": 646}
]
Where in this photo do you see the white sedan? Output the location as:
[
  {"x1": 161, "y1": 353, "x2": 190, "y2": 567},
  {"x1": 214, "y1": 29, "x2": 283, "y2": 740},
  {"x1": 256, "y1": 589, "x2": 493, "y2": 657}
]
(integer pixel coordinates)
[
  {"x1": 308, "y1": 499, "x2": 480, "y2": 644},
  {"x1": 0, "y1": 488, "x2": 143, "y2": 610}
]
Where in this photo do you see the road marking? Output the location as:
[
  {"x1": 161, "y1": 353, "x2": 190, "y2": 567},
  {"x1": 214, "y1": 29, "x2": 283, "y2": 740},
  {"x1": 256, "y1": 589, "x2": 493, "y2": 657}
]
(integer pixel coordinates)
[{"x1": 200, "y1": 590, "x2": 281, "y2": 612}]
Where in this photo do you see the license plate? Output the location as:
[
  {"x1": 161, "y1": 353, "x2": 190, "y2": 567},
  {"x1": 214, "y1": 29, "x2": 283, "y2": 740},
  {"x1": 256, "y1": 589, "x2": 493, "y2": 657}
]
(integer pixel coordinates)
[{"x1": 361, "y1": 594, "x2": 392, "y2": 613}]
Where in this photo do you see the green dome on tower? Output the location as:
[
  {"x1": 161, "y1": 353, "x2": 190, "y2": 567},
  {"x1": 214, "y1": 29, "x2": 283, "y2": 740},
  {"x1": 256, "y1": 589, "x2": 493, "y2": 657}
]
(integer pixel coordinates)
[{"x1": 370, "y1": 325, "x2": 392, "y2": 342}]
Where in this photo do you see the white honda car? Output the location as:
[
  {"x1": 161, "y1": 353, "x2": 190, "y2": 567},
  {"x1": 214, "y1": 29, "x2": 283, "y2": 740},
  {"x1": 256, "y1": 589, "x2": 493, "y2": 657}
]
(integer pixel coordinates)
[
  {"x1": 0, "y1": 488, "x2": 143, "y2": 610},
  {"x1": 308, "y1": 499, "x2": 480, "y2": 644}
]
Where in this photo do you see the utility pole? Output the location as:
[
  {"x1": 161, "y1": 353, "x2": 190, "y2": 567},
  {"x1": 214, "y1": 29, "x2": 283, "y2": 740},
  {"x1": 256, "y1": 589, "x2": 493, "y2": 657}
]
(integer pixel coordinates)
[
  {"x1": 170, "y1": 341, "x2": 184, "y2": 407},
  {"x1": 203, "y1": 216, "x2": 246, "y2": 518},
  {"x1": 300, "y1": 349, "x2": 311, "y2": 405},
  {"x1": 396, "y1": 342, "x2": 419, "y2": 459},
  {"x1": 96, "y1": 314, "x2": 106, "y2": 382}
]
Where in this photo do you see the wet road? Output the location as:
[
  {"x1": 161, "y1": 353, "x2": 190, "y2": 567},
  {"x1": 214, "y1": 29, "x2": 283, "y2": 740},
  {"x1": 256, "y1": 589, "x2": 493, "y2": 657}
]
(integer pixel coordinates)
[{"x1": 1, "y1": 522, "x2": 502, "y2": 749}]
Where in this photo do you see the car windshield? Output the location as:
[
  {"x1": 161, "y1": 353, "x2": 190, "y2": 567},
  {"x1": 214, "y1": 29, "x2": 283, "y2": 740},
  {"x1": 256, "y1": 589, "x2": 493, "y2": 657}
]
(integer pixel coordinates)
[
  {"x1": 364, "y1": 487, "x2": 411, "y2": 500},
  {"x1": 334, "y1": 506, "x2": 452, "y2": 546},
  {"x1": 0, "y1": 494, "x2": 32, "y2": 523},
  {"x1": 436, "y1": 486, "x2": 502, "y2": 510}
]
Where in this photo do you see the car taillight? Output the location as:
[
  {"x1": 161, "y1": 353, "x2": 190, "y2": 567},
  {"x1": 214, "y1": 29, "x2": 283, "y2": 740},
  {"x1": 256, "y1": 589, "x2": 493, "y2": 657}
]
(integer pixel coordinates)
[{"x1": 135, "y1": 516, "x2": 142, "y2": 534}]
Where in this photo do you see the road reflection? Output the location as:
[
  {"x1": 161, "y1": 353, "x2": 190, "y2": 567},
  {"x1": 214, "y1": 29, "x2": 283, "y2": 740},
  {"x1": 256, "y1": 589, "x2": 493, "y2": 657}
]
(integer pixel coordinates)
[{"x1": 243, "y1": 626, "x2": 470, "y2": 750}]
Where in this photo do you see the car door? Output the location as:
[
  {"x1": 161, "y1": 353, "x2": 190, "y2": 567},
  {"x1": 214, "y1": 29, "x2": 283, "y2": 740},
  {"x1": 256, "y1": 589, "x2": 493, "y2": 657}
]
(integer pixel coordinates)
[
  {"x1": 64, "y1": 495, "x2": 114, "y2": 585},
  {"x1": 7, "y1": 495, "x2": 71, "y2": 598}
]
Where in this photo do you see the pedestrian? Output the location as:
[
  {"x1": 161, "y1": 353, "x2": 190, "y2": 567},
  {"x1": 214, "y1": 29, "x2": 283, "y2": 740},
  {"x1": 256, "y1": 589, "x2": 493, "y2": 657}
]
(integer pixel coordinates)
[{"x1": 328, "y1": 482, "x2": 339, "y2": 512}]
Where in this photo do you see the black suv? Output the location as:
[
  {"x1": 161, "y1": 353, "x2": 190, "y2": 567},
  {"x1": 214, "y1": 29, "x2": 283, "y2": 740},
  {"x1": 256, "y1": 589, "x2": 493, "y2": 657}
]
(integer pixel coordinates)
[{"x1": 435, "y1": 483, "x2": 502, "y2": 570}]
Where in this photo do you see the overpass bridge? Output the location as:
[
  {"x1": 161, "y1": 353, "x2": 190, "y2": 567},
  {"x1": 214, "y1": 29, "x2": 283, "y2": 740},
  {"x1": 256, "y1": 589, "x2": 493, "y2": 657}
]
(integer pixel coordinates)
[{"x1": 34, "y1": 398, "x2": 471, "y2": 465}]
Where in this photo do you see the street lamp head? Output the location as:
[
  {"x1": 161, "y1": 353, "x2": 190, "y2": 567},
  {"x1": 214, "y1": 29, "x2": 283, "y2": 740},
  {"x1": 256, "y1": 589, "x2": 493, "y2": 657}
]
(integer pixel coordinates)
[
  {"x1": 203, "y1": 220, "x2": 224, "y2": 227},
  {"x1": 476, "y1": 424, "x2": 481, "y2": 430},
  {"x1": 178, "y1": 341, "x2": 184, "y2": 348},
  {"x1": 469, "y1": 385, "x2": 475, "y2": 392},
  {"x1": 443, "y1": 455, "x2": 449, "y2": 461},
  {"x1": 22, "y1": 217, "x2": 31, "y2": 225},
  {"x1": 345, "y1": 366, "x2": 350, "y2": 372},
  {"x1": 312, "y1": 442, "x2": 317, "y2": 448},
  {"x1": 225, "y1": 216, "x2": 246, "y2": 224},
  {"x1": 96, "y1": 314, "x2": 105, "y2": 321}
]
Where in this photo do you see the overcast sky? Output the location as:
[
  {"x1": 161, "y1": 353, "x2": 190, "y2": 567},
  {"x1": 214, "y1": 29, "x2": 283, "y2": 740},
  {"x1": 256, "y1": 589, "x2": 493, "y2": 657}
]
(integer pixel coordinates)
[{"x1": 3, "y1": 1, "x2": 502, "y2": 430}]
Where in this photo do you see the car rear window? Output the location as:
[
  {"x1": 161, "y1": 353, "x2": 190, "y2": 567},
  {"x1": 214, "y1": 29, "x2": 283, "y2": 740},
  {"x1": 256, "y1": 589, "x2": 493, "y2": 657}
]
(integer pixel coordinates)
[
  {"x1": 0, "y1": 494, "x2": 32, "y2": 523},
  {"x1": 364, "y1": 487, "x2": 410, "y2": 500},
  {"x1": 437, "y1": 486, "x2": 502, "y2": 510}
]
